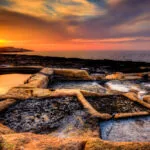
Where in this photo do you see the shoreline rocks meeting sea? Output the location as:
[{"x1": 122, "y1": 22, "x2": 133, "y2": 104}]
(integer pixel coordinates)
[{"x1": 0, "y1": 53, "x2": 150, "y2": 150}]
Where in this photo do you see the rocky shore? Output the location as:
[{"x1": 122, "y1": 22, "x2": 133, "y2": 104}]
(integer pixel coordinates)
[
  {"x1": 0, "y1": 53, "x2": 150, "y2": 74},
  {"x1": 0, "y1": 54, "x2": 150, "y2": 150}
]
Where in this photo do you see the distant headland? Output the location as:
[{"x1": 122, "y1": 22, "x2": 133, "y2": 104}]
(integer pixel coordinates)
[{"x1": 0, "y1": 47, "x2": 32, "y2": 53}]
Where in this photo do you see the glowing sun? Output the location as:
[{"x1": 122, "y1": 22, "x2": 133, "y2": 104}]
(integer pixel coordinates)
[{"x1": 0, "y1": 39, "x2": 7, "y2": 46}]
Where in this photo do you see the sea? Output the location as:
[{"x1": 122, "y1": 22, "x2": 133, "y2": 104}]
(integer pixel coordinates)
[{"x1": 4, "y1": 50, "x2": 150, "y2": 62}]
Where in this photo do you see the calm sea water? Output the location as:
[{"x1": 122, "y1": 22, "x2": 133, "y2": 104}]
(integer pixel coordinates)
[{"x1": 9, "y1": 50, "x2": 150, "y2": 62}]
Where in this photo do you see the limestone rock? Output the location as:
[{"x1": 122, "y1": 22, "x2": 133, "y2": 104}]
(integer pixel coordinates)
[
  {"x1": 0, "y1": 99, "x2": 16, "y2": 112},
  {"x1": 4, "y1": 87, "x2": 33, "y2": 100},
  {"x1": 32, "y1": 88, "x2": 52, "y2": 98},
  {"x1": 105, "y1": 72, "x2": 124, "y2": 80},
  {"x1": 143, "y1": 95, "x2": 150, "y2": 104},
  {"x1": 1, "y1": 133, "x2": 150, "y2": 150},
  {"x1": 25, "y1": 68, "x2": 53, "y2": 88},
  {"x1": 2, "y1": 133, "x2": 87, "y2": 150},
  {"x1": 85, "y1": 138, "x2": 150, "y2": 150},
  {"x1": 54, "y1": 68, "x2": 92, "y2": 80},
  {"x1": 0, "y1": 124, "x2": 14, "y2": 135}
]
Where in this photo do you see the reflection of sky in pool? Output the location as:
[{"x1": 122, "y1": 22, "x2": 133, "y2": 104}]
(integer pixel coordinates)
[
  {"x1": 100, "y1": 116, "x2": 150, "y2": 142},
  {"x1": 0, "y1": 74, "x2": 31, "y2": 95}
]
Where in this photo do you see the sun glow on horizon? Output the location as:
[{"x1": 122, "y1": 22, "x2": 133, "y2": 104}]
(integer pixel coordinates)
[
  {"x1": 0, "y1": 39, "x2": 8, "y2": 46},
  {"x1": 0, "y1": 0, "x2": 150, "y2": 51}
]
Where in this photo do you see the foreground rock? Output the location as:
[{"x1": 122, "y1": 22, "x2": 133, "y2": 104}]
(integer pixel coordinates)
[
  {"x1": 0, "y1": 67, "x2": 150, "y2": 149},
  {"x1": 85, "y1": 138, "x2": 150, "y2": 150},
  {"x1": 1, "y1": 133, "x2": 150, "y2": 150}
]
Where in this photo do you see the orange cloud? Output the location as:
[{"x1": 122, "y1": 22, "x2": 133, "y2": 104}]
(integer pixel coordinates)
[
  {"x1": 0, "y1": 0, "x2": 150, "y2": 51},
  {"x1": 2, "y1": 0, "x2": 104, "y2": 20},
  {"x1": 72, "y1": 37, "x2": 150, "y2": 43}
]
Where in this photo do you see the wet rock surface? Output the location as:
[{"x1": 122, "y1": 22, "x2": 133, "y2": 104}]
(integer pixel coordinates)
[
  {"x1": 86, "y1": 95, "x2": 149, "y2": 115},
  {"x1": 1, "y1": 97, "x2": 84, "y2": 133},
  {"x1": 100, "y1": 116, "x2": 150, "y2": 142}
]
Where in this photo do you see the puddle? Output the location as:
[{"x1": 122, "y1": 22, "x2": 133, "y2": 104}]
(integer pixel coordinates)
[
  {"x1": 0, "y1": 74, "x2": 31, "y2": 95},
  {"x1": 100, "y1": 116, "x2": 150, "y2": 142},
  {"x1": 49, "y1": 81, "x2": 106, "y2": 94}
]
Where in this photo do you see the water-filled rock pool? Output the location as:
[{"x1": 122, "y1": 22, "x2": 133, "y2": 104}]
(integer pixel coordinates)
[
  {"x1": 100, "y1": 116, "x2": 150, "y2": 142},
  {"x1": 0, "y1": 74, "x2": 31, "y2": 95},
  {"x1": 49, "y1": 81, "x2": 106, "y2": 94}
]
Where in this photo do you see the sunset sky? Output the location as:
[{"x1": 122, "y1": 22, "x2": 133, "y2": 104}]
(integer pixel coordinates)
[{"x1": 0, "y1": 0, "x2": 150, "y2": 51}]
